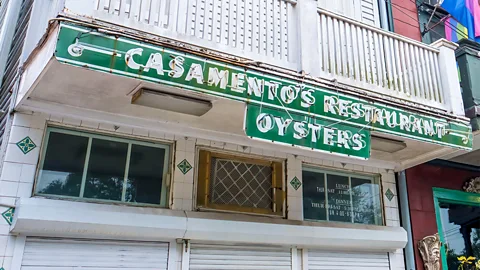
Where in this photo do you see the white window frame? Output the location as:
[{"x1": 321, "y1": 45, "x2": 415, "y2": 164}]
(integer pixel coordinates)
[
  {"x1": 35, "y1": 126, "x2": 172, "y2": 207},
  {"x1": 302, "y1": 166, "x2": 384, "y2": 225}
]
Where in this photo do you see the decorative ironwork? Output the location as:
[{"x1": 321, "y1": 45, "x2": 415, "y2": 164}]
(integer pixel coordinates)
[
  {"x1": 418, "y1": 233, "x2": 441, "y2": 270},
  {"x1": 463, "y1": 177, "x2": 480, "y2": 193},
  {"x1": 209, "y1": 158, "x2": 272, "y2": 209}
]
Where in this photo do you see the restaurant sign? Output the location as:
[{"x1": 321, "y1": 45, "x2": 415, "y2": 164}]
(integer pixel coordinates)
[
  {"x1": 55, "y1": 23, "x2": 473, "y2": 152},
  {"x1": 245, "y1": 105, "x2": 371, "y2": 159}
]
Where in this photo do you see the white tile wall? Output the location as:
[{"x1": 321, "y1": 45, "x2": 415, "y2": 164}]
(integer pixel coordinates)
[
  {"x1": 0, "y1": 111, "x2": 405, "y2": 270},
  {"x1": 0, "y1": 111, "x2": 48, "y2": 269}
]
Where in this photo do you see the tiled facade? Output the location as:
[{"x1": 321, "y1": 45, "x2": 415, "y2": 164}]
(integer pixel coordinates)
[{"x1": 0, "y1": 109, "x2": 405, "y2": 270}]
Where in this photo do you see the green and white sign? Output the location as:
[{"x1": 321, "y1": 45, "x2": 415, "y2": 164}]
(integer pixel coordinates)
[
  {"x1": 55, "y1": 23, "x2": 473, "y2": 152},
  {"x1": 245, "y1": 105, "x2": 371, "y2": 159}
]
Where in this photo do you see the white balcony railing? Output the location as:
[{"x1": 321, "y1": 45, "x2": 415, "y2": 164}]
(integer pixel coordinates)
[
  {"x1": 55, "y1": 0, "x2": 461, "y2": 113},
  {"x1": 86, "y1": 0, "x2": 298, "y2": 69},
  {"x1": 317, "y1": 8, "x2": 445, "y2": 110}
]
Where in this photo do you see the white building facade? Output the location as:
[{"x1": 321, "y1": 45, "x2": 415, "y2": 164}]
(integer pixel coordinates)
[{"x1": 0, "y1": 0, "x2": 472, "y2": 269}]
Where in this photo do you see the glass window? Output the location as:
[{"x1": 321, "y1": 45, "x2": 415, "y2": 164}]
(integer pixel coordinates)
[
  {"x1": 196, "y1": 150, "x2": 284, "y2": 216},
  {"x1": 439, "y1": 202, "x2": 480, "y2": 270},
  {"x1": 302, "y1": 167, "x2": 382, "y2": 225},
  {"x1": 36, "y1": 128, "x2": 170, "y2": 207}
]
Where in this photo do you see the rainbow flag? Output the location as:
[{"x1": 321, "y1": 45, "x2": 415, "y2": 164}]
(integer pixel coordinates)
[
  {"x1": 445, "y1": 17, "x2": 469, "y2": 42},
  {"x1": 442, "y1": 0, "x2": 480, "y2": 42}
]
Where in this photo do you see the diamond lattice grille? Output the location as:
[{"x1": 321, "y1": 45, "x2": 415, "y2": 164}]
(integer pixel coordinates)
[{"x1": 210, "y1": 158, "x2": 273, "y2": 209}]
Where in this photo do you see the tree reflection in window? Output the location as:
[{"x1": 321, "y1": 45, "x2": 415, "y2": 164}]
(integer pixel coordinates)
[
  {"x1": 439, "y1": 203, "x2": 480, "y2": 270},
  {"x1": 36, "y1": 128, "x2": 169, "y2": 206}
]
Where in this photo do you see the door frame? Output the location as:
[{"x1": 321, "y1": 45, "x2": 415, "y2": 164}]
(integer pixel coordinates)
[{"x1": 433, "y1": 187, "x2": 480, "y2": 269}]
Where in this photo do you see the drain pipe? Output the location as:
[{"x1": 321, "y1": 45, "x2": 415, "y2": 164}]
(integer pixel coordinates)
[{"x1": 398, "y1": 171, "x2": 416, "y2": 270}]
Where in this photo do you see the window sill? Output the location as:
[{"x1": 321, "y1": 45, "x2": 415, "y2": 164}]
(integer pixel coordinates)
[
  {"x1": 196, "y1": 207, "x2": 285, "y2": 219},
  {"x1": 12, "y1": 198, "x2": 407, "y2": 251},
  {"x1": 33, "y1": 194, "x2": 167, "y2": 209}
]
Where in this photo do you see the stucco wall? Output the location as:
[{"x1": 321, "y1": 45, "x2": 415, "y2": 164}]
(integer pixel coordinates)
[{"x1": 406, "y1": 163, "x2": 479, "y2": 270}]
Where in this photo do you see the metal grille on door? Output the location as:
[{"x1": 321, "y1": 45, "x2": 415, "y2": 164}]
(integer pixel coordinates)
[
  {"x1": 189, "y1": 244, "x2": 292, "y2": 270},
  {"x1": 308, "y1": 250, "x2": 390, "y2": 270},
  {"x1": 21, "y1": 238, "x2": 169, "y2": 270}
]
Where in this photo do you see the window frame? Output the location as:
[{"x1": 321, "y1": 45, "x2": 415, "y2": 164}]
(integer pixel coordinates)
[
  {"x1": 433, "y1": 188, "x2": 480, "y2": 270},
  {"x1": 195, "y1": 149, "x2": 285, "y2": 216},
  {"x1": 302, "y1": 165, "x2": 384, "y2": 225},
  {"x1": 35, "y1": 126, "x2": 172, "y2": 208}
]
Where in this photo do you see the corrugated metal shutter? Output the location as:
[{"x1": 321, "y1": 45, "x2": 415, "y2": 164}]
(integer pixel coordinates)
[
  {"x1": 0, "y1": 0, "x2": 33, "y2": 145},
  {"x1": 21, "y1": 238, "x2": 169, "y2": 270},
  {"x1": 189, "y1": 244, "x2": 292, "y2": 270},
  {"x1": 308, "y1": 250, "x2": 390, "y2": 270}
]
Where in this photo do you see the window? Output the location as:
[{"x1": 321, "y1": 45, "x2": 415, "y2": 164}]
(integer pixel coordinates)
[
  {"x1": 438, "y1": 202, "x2": 480, "y2": 270},
  {"x1": 196, "y1": 150, "x2": 284, "y2": 216},
  {"x1": 433, "y1": 188, "x2": 480, "y2": 270},
  {"x1": 36, "y1": 127, "x2": 171, "y2": 206},
  {"x1": 302, "y1": 167, "x2": 382, "y2": 225}
]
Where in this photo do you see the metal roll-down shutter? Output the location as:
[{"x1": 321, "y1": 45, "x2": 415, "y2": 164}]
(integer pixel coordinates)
[
  {"x1": 308, "y1": 250, "x2": 390, "y2": 270},
  {"x1": 21, "y1": 237, "x2": 169, "y2": 270},
  {"x1": 189, "y1": 244, "x2": 292, "y2": 270}
]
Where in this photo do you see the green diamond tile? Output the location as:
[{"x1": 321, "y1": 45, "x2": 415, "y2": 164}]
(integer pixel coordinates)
[
  {"x1": 290, "y1": 177, "x2": 302, "y2": 190},
  {"x1": 16, "y1": 136, "x2": 36, "y2": 155},
  {"x1": 385, "y1": 188, "x2": 395, "y2": 201},
  {"x1": 177, "y1": 159, "x2": 192, "y2": 175},
  {"x1": 2, "y1": 207, "x2": 14, "y2": 225}
]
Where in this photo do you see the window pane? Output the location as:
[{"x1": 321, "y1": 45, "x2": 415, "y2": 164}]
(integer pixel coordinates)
[
  {"x1": 326, "y1": 174, "x2": 351, "y2": 223},
  {"x1": 37, "y1": 132, "x2": 88, "y2": 196},
  {"x1": 302, "y1": 167, "x2": 382, "y2": 225},
  {"x1": 84, "y1": 138, "x2": 128, "y2": 201},
  {"x1": 125, "y1": 144, "x2": 165, "y2": 204},
  {"x1": 303, "y1": 170, "x2": 326, "y2": 221},
  {"x1": 439, "y1": 202, "x2": 480, "y2": 270},
  {"x1": 351, "y1": 178, "x2": 381, "y2": 225}
]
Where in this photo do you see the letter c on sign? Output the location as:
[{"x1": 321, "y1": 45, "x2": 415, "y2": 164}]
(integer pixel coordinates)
[
  {"x1": 256, "y1": 113, "x2": 274, "y2": 133},
  {"x1": 125, "y1": 48, "x2": 143, "y2": 70}
]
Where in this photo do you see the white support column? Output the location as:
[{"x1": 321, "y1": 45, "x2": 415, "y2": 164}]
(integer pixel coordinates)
[
  {"x1": 296, "y1": 0, "x2": 321, "y2": 76},
  {"x1": 181, "y1": 240, "x2": 190, "y2": 270},
  {"x1": 301, "y1": 248, "x2": 308, "y2": 270},
  {"x1": 431, "y1": 39, "x2": 465, "y2": 116}
]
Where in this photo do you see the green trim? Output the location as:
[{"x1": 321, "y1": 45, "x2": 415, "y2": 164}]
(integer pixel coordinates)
[
  {"x1": 385, "y1": 0, "x2": 395, "y2": 32},
  {"x1": 432, "y1": 188, "x2": 480, "y2": 269},
  {"x1": 433, "y1": 187, "x2": 480, "y2": 206}
]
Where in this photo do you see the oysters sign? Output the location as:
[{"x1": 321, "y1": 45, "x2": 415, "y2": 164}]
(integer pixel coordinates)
[
  {"x1": 244, "y1": 105, "x2": 371, "y2": 158},
  {"x1": 55, "y1": 23, "x2": 473, "y2": 157}
]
